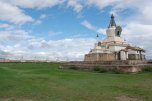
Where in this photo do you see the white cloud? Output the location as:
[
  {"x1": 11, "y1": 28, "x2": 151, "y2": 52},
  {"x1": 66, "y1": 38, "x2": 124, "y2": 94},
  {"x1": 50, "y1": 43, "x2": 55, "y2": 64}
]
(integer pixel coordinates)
[
  {"x1": 67, "y1": 0, "x2": 83, "y2": 13},
  {"x1": 97, "y1": 28, "x2": 106, "y2": 35},
  {"x1": 41, "y1": 38, "x2": 95, "y2": 61},
  {"x1": 86, "y1": 0, "x2": 135, "y2": 11},
  {"x1": 0, "y1": 22, "x2": 96, "y2": 61},
  {"x1": 81, "y1": 20, "x2": 96, "y2": 30},
  {"x1": 1, "y1": 0, "x2": 65, "y2": 9},
  {"x1": 81, "y1": 20, "x2": 106, "y2": 35},
  {"x1": 34, "y1": 14, "x2": 48, "y2": 25},
  {"x1": 0, "y1": 1, "x2": 33, "y2": 24},
  {"x1": 0, "y1": 0, "x2": 82, "y2": 24},
  {"x1": 34, "y1": 20, "x2": 42, "y2": 25},
  {"x1": 87, "y1": 0, "x2": 117, "y2": 9},
  {"x1": 0, "y1": 36, "x2": 96, "y2": 61},
  {"x1": 0, "y1": 23, "x2": 14, "y2": 30},
  {"x1": 40, "y1": 14, "x2": 47, "y2": 19},
  {"x1": 0, "y1": 29, "x2": 30, "y2": 42},
  {"x1": 48, "y1": 31, "x2": 62, "y2": 36},
  {"x1": 122, "y1": 23, "x2": 152, "y2": 59},
  {"x1": 0, "y1": 0, "x2": 64, "y2": 24}
]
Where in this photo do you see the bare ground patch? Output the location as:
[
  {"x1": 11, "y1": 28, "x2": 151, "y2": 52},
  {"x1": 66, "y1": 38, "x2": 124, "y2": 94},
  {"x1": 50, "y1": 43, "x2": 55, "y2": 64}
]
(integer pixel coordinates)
[{"x1": 115, "y1": 95, "x2": 144, "y2": 101}]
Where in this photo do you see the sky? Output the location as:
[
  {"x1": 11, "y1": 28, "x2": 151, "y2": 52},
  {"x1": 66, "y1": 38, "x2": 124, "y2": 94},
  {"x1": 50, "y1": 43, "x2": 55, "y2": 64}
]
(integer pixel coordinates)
[{"x1": 0, "y1": 0, "x2": 152, "y2": 61}]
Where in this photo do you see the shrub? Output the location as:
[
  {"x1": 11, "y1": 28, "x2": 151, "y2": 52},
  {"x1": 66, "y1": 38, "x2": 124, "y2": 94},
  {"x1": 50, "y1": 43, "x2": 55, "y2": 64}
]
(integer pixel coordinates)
[
  {"x1": 93, "y1": 66, "x2": 100, "y2": 71},
  {"x1": 69, "y1": 66, "x2": 78, "y2": 70},
  {"x1": 99, "y1": 68, "x2": 108, "y2": 73},
  {"x1": 93, "y1": 67, "x2": 108, "y2": 73},
  {"x1": 110, "y1": 69, "x2": 122, "y2": 74},
  {"x1": 143, "y1": 66, "x2": 152, "y2": 72}
]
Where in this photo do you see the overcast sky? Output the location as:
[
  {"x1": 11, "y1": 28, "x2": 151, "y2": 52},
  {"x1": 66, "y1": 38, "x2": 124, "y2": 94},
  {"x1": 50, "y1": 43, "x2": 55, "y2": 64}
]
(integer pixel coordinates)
[{"x1": 0, "y1": 0, "x2": 152, "y2": 61}]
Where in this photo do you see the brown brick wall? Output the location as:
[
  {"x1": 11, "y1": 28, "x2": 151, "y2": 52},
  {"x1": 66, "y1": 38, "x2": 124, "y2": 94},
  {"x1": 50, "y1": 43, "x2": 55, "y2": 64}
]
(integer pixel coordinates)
[{"x1": 84, "y1": 53, "x2": 115, "y2": 61}]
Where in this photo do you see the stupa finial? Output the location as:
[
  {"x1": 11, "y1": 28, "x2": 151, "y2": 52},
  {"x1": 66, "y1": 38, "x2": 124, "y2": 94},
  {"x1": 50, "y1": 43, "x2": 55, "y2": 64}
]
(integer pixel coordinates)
[{"x1": 108, "y1": 14, "x2": 116, "y2": 28}]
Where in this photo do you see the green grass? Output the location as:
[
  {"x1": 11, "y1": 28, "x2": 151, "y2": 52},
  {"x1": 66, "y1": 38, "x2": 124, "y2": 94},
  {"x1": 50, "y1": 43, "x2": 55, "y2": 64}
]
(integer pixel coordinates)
[{"x1": 0, "y1": 62, "x2": 151, "y2": 101}]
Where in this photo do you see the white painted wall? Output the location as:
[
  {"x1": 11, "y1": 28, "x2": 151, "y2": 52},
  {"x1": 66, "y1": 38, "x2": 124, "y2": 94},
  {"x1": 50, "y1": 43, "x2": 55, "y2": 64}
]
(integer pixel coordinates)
[
  {"x1": 109, "y1": 46, "x2": 115, "y2": 51},
  {"x1": 120, "y1": 51, "x2": 126, "y2": 60},
  {"x1": 106, "y1": 27, "x2": 116, "y2": 37},
  {"x1": 109, "y1": 46, "x2": 126, "y2": 52},
  {"x1": 128, "y1": 49, "x2": 137, "y2": 54}
]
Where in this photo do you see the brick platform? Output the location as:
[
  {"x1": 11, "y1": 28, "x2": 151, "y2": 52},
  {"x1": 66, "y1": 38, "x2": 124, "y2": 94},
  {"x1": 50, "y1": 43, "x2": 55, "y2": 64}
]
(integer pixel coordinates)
[{"x1": 62, "y1": 60, "x2": 148, "y2": 73}]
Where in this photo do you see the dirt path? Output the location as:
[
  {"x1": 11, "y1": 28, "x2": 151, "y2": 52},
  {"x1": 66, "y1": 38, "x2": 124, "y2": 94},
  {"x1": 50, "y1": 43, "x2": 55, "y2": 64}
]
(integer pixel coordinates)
[{"x1": 116, "y1": 95, "x2": 144, "y2": 101}]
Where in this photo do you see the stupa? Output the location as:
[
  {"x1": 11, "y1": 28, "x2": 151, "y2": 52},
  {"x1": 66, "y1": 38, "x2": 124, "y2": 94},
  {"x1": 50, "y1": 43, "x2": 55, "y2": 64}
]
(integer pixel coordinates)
[{"x1": 84, "y1": 14, "x2": 145, "y2": 61}]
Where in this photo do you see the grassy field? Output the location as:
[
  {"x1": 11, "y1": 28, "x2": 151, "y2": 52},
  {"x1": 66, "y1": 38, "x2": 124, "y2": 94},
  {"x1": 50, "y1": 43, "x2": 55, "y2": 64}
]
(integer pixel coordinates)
[{"x1": 0, "y1": 62, "x2": 151, "y2": 101}]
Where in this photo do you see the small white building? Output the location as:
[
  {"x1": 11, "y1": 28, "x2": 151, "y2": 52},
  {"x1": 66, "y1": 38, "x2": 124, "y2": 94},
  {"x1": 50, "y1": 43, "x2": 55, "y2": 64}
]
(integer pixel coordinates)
[{"x1": 84, "y1": 14, "x2": 145, "y2": 61}]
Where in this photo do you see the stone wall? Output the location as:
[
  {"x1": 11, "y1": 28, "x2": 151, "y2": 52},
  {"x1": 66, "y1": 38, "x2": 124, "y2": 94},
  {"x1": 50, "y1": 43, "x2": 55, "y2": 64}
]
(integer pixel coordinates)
[
  {"x1": 128, "y1": 54, "x2": 146, "y2": 60},
  {"x1": 84, "y1": 53, "x2": 115, "y2": 61},
  {"x1": 62, "y1": 60, "x2": 147, "y2": 73}
]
